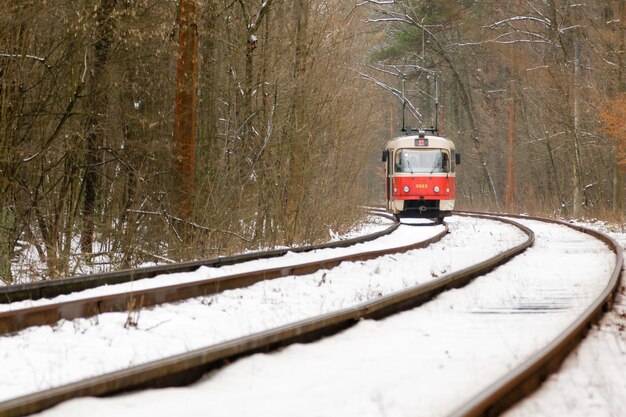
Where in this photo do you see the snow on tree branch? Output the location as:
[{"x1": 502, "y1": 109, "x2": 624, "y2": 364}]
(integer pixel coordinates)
[
  {"x1": 356, "y1": 0, "x2": 395, "y2": 6},
  {"x1": 454, "y1": 30, "x2": 551, "y2": 47},
  {"x1": 0, "y1": 53, "x2": 46, "y2": 62},
  {"x1": 0, "y1": 53, "x2": 50, "y2": 69},
  {"x1": 485, "y1": 16, "x2": 551, "y2": 29}
]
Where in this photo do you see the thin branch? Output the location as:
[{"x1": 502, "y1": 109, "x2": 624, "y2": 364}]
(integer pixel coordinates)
[
  {"x1": 252, "y1": 102, "x2": 275, "y2": 166},
  {"x1": 357, "y1": 70, "x2": 423, "y2": 121},
  {"x1": 357, "y1": 0, "x2": 395, "y2": 6},
  {"x1": 135, "y1": 248, "x2": 176, "y2": 264},
  {"x1": 127, "y1": 210, "x2": 254, "y2": 244},
  {"x1": 485, "y1": 16, "x2": 551, "y2": 29},
  {"x1": 0, "y1": 53, "x2": 46, "y2": 62},
  {"x1": 237, "y1": 0, "x2": 250, "y2": 22},
  {"x1": 251, "y1": 0, "x2": 273, "y2": 32},
  {"x1": 366, "y1": 16, "x2": 414, "y2": 25},
  {"x1": 525, "y1": 65, "x2": 549, "y2": 72},
  {"x1": 581, "y1": 32, "x2": 617, "y2": 66},
  {"x1": 454, "y1": 30, "x2": 551, "y2": 47},
  {"x1": 81, "y1": 51, "x2": 88, "y2": 83},
  {"x1": 22, "y1": 80, "x2": 84, "y2": 163},
  {"x1": 558, "y1": 24, "x2": 582, "y2": 33},
  {"x1": 392, "y1": 63, "x2": 439, "y2": 76}
]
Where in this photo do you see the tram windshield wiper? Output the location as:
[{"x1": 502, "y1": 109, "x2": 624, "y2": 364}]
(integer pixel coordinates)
[{"x1": 405, "y1": 159, "x2": 415, "y2": 174}]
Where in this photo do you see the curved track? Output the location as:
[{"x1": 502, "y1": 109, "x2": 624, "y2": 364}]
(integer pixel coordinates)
[
  {"x1": 449, "y1": 212, "x2": 623, "y2": 417},
  {"x1": 0, "y1": 214, "x2": 532, "y2": 417}
]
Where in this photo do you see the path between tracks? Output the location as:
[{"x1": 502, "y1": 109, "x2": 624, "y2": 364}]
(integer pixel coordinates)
[{"x1": 503, "y1": 220, "x2": 626, "y2": 417}]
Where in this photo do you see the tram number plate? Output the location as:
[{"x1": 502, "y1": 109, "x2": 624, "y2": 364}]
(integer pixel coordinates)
[{"x1": 415, "y1": 184, "x2": 428, "y2": 189}]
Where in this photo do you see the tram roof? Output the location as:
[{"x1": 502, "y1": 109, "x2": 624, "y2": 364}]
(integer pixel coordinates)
[{"x1": 385, "y1": 134, "x2": 455, "y2": 150}]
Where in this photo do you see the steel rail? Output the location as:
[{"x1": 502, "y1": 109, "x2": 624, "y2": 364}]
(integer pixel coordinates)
[
  {"x1": 0, "y1": 213, "x2": 398, "y2": 304},
  {"x1": 0, "y1": 216, "x2": 447, "y2": 335},
  {"x1": 0, "y1": 214, "x2": 533, "y2": 417},
  {"x1": 449, "y1": 212, "x2": 624, "y2": 417}
]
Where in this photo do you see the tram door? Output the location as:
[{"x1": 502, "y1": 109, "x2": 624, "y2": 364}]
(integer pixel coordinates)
[{"x1": 383, "y1": 149, "x2": 394, "y2": 211}]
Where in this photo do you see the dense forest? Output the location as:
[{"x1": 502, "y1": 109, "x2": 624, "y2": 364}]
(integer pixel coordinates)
[
  {"x1": 1, "y1": 0, "x2": 624, "y2": 283},
  {"x1": 364, "y1": 0, "x2": 626, "y2": 215}
]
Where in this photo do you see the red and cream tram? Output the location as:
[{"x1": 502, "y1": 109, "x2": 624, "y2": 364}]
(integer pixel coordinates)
[{"x1": 383, "y1": 131, "x2": 460, "y2": 220}]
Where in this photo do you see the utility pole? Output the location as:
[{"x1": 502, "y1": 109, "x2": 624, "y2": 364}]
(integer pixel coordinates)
[
  {"x1": 438, "y1": 80, "x2": 445, "y2": 137},
  {"x1": 172, "y1": 0, "x2": 198, "y2": 220}
]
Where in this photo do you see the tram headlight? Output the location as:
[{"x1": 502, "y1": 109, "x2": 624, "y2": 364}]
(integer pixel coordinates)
[
  {"x1": 403, "y1": 186, "x2": 410, "y2": 193},
  {"x1": 434, "y1": 186, "x2": 440, "y2": 193}
]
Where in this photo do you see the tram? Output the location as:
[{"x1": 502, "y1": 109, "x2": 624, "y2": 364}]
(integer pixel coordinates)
[{"x1": 383, "y1": 130, "x2": 460, "y2": 220}]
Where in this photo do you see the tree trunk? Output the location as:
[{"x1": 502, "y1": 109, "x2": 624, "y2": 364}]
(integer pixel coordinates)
[
  {"x1": 172, "y1": 0, "x2": 198, "y2": 220},
  {"x1": 505, "y1": 80, "x2": 516, "y2": 212},
  {"x1": 0, "y1": 207, "x2": 15, "y2": 283},
  {"x1": 80, "y1": 0, "x2": 117, "y2": 254},
  {"x1": 286, "y1": 0, "x2": 309, "y2": 241},
  {"x1": 614, "y1": 0, "x2": 625, "y2": 218},
  {"x1": 254, "y1": 13, "x2": 273, "y2": 243},
  {"x1": 445, "y1": 55, "x2": 499, "y2": 206}
]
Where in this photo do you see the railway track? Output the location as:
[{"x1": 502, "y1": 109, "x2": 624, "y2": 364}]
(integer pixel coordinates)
[
  {"x1": 0, "y1": 213, "x2": 438, "y2": 335},
  {"x1": 0, "y1": 213, "x2": 530, "y2": 416},
  {"x1": 1, "y1": 214, "x2": 400, "y2": 304},
  {"x1": 0, "y1": 213, "x2": 620, "y2": 417},
  {"x1": 449, "y1": 213, "x2": 623, "y2": 417}
]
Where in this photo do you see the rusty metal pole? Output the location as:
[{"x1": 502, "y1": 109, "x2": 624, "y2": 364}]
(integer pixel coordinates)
[
  {"x1": 439, "y1": 80, "x2": 445, "y2": 137},
  {"x1": 172, "y1": 0, "x2": 198, "y2": 220},
  {"x1": 505, "y1": 80, "x2": 516, "y2": 212},
  {"x1": 390, "y1": 103, "x2": 394, "y2": 137}
]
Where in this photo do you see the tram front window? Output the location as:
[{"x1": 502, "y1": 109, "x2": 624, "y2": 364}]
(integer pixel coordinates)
[{"x1": 395, "y1": 149, "x2": 449, "y2": 173}]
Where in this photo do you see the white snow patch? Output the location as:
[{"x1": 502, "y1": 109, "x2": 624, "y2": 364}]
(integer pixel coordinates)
[
  {"x1": 31, "y1": 218, "x2": 615, "y2": 417},
  {"x1": 1, "y1": 216, "x2": 524, "y2": 404}
]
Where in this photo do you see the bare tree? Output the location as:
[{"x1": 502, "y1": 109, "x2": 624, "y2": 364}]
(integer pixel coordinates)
[
  {"x1": 80, "y1": 0, "x2": 118, "y2": 254},
  {"x1": 285, "y1": 0, "x2": 310, "y2": 241},
  {"x1": 172, "y1": 0, "x2": 199, "y2": 221}
]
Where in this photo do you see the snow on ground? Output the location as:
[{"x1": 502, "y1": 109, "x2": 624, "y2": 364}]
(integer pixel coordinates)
[
  {"x1": 503, "y1": 220, "x2": 626, "y2": 417},
  {"x1": 30, "y1": 218, "x2": 615, "y2": 417},
  {"x1": 1, "y1": 216, "x2": 402, "y2": 312},
  {"x1": 2, "y1": 214, "x2": 391, "y2": 287},
  {"x1": 0, "y1": 216, "x2": 524, "y2": 404}
]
